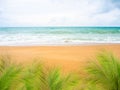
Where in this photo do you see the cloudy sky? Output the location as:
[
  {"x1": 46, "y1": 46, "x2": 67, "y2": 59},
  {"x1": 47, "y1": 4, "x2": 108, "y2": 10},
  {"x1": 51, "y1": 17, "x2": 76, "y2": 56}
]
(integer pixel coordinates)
[{"x1": 0, "y1": 0, "x2": 120, "y2": 27}]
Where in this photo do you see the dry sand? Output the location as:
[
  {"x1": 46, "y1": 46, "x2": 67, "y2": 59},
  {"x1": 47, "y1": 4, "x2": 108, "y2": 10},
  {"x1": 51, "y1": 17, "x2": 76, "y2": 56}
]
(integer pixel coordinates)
[{"x1": 0, "y1": 44, "x2": 120, "y2": 73}]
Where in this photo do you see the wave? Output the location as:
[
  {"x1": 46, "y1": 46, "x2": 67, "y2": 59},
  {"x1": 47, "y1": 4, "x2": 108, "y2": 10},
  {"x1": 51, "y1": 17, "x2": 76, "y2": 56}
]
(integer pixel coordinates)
[{"x1": 0, "y1": 27, "x2": 120, "y2": 45}]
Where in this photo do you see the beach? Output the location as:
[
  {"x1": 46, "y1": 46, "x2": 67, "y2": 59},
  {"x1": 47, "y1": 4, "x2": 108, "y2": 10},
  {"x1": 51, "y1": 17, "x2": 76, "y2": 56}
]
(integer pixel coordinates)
[
  {"x1": 0, "y1": 44, "x2": 120, "y2": 73},
  {"x1": 0, "y1": 27, "x2": 120, "y2": 73},
  {"x1": 1, "y1": 0, "x2": 120, "y2": 89}
]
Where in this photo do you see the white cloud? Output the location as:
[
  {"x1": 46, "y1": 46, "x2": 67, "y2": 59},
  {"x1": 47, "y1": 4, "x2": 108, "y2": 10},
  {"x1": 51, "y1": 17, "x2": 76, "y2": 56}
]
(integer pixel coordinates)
[{"x1": 0, "y1": 0, "x2": 120, "y2": 26}]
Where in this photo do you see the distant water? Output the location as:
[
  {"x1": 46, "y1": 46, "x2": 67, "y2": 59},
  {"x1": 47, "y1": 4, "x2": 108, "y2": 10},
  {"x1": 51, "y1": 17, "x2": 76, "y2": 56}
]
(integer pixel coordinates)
[{"x1": 0, "y1": 27, "x2": 120, "y2": 46}]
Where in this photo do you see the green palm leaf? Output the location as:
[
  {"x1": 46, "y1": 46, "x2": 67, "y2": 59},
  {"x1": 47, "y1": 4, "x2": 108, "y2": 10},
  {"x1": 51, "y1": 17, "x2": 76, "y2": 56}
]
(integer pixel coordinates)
[
  {"x1": 19, "y1": 62, "x2": 46, "y2": 90},
  {"x1": 87, "y1": 52, "x2": 120, "y2": 90},
  {"x1": 47, "y1": 68, "x2": 79, "y2": 90},
  {"x1": 0, "y1": 55, "x2": 22, "y2": 90}
]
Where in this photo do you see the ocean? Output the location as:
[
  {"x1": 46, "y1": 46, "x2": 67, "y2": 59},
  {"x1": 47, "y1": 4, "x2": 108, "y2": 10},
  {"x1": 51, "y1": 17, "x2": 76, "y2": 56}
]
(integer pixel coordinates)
[{"x1": 0, "y1": 27, "x2": 120, "y2": 46}]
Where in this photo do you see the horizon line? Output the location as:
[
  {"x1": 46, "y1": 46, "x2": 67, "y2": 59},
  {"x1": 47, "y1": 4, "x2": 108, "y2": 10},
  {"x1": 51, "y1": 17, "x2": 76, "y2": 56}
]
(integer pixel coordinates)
[{"x1": 0, "y1": 26, "x2": 120, "y2": 28}]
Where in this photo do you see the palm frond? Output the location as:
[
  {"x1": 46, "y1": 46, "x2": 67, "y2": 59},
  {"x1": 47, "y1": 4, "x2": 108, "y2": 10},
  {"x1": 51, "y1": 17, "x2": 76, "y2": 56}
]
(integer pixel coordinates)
[
  {"x1": 0, "y1": 55, "x2": 22, "y2": 90},
  {"x1": 19, "y1": 61, "x2": 46, "y2": 90},
  {"x1": 87, "y1": 52, "x2": 120, "y2": 90},
  {"x1": 47, "y1": 68, "x2": 79, "y2": 90}
]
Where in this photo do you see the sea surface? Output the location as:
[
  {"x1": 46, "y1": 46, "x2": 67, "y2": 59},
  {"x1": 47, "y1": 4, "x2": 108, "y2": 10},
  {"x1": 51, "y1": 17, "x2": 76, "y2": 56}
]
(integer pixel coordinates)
[{"x1": 0, "y1": 27, "x2": 120, "y2": 46}]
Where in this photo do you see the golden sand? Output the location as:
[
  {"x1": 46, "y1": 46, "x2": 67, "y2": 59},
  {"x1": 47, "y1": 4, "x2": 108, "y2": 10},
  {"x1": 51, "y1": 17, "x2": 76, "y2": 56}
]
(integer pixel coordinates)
[{"x1": 0, "y1": 44, "x2": 120, "y2": 73}]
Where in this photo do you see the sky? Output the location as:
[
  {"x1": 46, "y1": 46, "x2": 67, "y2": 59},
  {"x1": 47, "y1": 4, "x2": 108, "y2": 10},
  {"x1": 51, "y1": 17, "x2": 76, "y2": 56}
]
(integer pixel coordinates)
[{"x1": 0, "y1": 0, "x2": 120, "y2": 27}]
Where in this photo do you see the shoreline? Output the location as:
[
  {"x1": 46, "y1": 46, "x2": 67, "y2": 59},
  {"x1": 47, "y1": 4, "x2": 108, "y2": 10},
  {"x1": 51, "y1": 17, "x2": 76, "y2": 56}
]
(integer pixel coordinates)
[{"x1": 0, "y1": 43, "x2": 120, "y2": 47}]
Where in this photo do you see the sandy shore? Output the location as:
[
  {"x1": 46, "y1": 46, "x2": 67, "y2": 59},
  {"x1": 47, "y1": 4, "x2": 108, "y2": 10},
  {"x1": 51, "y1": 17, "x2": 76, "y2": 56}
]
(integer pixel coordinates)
[{"x1": 0, "y1": 44, "x2": 120, "y2": 73}]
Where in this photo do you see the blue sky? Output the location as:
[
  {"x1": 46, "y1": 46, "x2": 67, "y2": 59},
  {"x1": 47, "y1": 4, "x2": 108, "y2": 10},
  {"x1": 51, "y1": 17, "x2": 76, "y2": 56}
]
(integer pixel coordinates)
[{"x1": 0, "y1": 0, "x2": 120, "y2": 27}]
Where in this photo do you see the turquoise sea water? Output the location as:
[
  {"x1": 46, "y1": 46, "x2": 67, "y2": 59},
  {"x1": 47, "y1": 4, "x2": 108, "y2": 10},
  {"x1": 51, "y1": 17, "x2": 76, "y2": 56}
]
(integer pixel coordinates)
[{"x1": 0, "y1": 27, "x2": 120, "y2": 46}]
